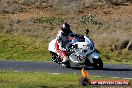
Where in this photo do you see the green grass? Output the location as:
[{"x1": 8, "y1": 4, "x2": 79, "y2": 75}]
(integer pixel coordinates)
[
  {"x1": 0, "y1": 33, "x2": 132, "y2": 64},
  {"x1": 0, "y1": 72, "x2": 78, "y2": 88},
  {"x1": 0, "y1": 33, "x2": 50, "y2": 61},
  {"x1": 0, "y1": 71, "x2": 131, "y2": 88},
  {"x1": 0, "y1": 71, "x2": 81, "y2": 88},
  {"x1": 34, "y1": 16, "x2": 64, "y2": 25},
  {"x1": 100, "y1": 49, "x2": 132, "y2": 64}
]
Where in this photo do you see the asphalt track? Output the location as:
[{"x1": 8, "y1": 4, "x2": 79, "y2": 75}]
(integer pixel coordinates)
[{"x1": 0, "y1": 60, "x2": 132, "y2": 78}]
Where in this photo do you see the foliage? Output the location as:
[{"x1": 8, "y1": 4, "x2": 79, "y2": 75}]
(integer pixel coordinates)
[
  {"x1": 34, "y1": 16, "x2": 64, "y2": 25},
  {"x1": 80, "y1": 15, "x2": 102, "y2": 25}
]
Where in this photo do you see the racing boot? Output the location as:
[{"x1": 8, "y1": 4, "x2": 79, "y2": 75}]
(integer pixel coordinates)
[
  {"x1": 61, "y1": 56, "x2": 68, "y2": 67},
  {"x1": 61, "y1": 56, "x2": 70, "y2": 68}
]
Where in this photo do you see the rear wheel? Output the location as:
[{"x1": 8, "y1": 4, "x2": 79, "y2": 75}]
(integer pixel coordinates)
[{"x1": 92, "y1": 58, "x2": 103, "y2": 69}]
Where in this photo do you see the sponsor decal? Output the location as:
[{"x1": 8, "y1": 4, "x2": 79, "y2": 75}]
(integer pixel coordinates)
[
  {"x1": 90, "y1": 80, "x2": 130, "y2": 85},
  {"x1": 80, "y1": 67, "x2": 131, "y2": 87}
]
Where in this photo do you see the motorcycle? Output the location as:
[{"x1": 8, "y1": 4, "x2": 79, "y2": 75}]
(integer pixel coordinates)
[{"x1": 48, "y1": 30, "x2": 103, "y2": 69}]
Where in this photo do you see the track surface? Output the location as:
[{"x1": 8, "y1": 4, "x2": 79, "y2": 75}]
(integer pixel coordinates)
[{"x1": 0, "y1": 60, "x2": 132, "y2": 78}]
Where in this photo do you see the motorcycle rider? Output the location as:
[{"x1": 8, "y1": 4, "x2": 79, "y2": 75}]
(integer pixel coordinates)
[{"x1": 55, "y1": 23, "x2": 73, "y2": 67}]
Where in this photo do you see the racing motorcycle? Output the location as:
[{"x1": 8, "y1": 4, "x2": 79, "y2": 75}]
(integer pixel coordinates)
[{"x1": 48, "y1": 30, "x2": 103, "y2": 69}]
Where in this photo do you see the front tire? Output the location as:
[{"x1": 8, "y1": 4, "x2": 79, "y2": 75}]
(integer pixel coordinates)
[{"x1": 92, "y1": 58, "x2": 103, "y2": 69}]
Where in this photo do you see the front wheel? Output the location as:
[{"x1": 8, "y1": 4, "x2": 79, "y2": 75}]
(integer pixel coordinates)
[{"x1": 92, "y1": 58, "x2": 103, "y2": 69}]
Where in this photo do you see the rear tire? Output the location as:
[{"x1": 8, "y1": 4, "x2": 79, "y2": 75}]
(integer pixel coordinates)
[{"x1": 92, "y1": 58, "x2": 103, "y2": 70}]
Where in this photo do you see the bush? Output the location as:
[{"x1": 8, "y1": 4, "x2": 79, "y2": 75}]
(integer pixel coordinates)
[
  {"x1": 80, "y1": 14, "x2": 102, "y2": 25},
  {"x1": 105, "y1": 0, "x2": 131, "y2": 6},
  {"x1": 34, "y1": 16, "x2": 64, "y2": 25}
]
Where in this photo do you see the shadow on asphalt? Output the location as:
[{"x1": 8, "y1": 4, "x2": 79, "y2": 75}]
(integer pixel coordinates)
[
  {"x1": 70, "y1": 67, "x2": 132, "y2": 71},
  {"x1": 101, "y1": 68, "x2": 132, "y2": 71},
  {"x1": 70, "y1": 67, "x2": 83, "y2": 70}
]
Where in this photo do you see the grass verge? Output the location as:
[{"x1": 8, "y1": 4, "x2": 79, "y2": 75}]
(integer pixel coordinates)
[
  {"x1": 0, "y1": 71, "x2": 131, "y2": 88},
  {"x1": 0, "y1": 33, "x2": 131, "y2": 64},
  {"x1": 100, "y1": 49, "x2": 132, "y2": 64},
  {"x1": 0, "y1": 33, "x2": 50, "y2": 61}
]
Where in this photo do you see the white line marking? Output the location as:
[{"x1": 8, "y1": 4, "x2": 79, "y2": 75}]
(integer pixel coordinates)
[
  {"x1": 110, "y1": 77, "x2": 132, "y2": 79},
  {"x1": 94, "y1": 76, "x2": 102, "y2": 78},
  {"x1": 123, "y1": 78, "x2": 132, "y2": 80},
  {"x1": 93, "y1": 76, "x2": 132, "y2": 79},
  {"x1": 50, "y1": 73, "x2": 61, "y2": 75},
  {"x1": 111, "y1": 77, "x2": 121, "y2": 79},
  {"x1": 14, "y1": 71, "x2": 20, "y2": 72}
]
